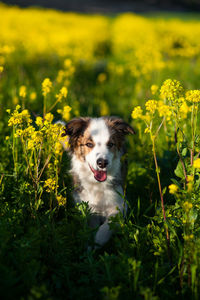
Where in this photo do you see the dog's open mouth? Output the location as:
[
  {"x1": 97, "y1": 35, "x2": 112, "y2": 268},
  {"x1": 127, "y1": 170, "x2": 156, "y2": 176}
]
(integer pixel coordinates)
[{"x1": 89, "y1": 165, "x2": 107, "y2": 182}]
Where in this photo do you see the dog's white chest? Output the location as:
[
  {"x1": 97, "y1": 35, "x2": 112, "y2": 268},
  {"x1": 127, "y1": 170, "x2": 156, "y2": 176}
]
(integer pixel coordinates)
[{"x1": 74, "y1": 181, "x2": 125, "y2": 217}]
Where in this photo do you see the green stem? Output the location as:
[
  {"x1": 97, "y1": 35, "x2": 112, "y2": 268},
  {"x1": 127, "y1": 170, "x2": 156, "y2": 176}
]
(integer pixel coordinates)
[{"x1": 151, "y1": 135, "x2": 170, "y2": 248}]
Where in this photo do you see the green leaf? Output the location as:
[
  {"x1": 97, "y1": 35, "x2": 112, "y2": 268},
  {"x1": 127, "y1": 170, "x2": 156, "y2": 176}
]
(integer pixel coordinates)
[
  {"x1": 182, "y1": 148, "x2": 187, "y2": 157},
  {"x1": 174, "y1": 160, "x2": 185, "y2": 179}
]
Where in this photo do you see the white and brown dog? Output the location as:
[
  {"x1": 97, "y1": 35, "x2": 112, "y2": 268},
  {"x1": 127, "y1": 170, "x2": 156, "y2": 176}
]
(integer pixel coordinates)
[{"x1": 62, "y1": 116, "x2": 135, "y2": 248}]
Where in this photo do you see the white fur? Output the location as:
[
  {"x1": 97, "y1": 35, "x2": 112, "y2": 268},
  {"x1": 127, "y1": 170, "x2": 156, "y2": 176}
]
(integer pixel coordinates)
[{"x1": 70, "y1": 118, "x2": 127, "y2": 248}]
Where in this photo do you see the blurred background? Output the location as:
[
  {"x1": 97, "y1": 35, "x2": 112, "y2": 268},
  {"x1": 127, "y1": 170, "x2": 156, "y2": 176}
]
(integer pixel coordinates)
[{"x1": 2, "y1": 0, "x2": 200, "y2": 12}]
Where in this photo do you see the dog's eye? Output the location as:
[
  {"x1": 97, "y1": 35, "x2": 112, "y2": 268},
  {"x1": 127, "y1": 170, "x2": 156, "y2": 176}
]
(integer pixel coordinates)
[
  {"x1": 86, "y1": 142, "x2": 94, "y2": 148},
  {"x1": 107, "y1": 142, "x2": 114, "y2": 148}
]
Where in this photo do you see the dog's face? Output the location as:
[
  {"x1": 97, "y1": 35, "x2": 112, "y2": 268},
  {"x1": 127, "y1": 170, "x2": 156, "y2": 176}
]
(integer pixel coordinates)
[{"x1": 62, "y1": 117, "x2": 135, "y2": 182}]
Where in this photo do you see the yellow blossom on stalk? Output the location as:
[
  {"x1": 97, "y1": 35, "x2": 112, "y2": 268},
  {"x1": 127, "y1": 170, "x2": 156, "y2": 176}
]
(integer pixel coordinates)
[
  {"x1": 179, "y1": 101, "x2": 190, "y2": 119},
  {"x1": 193, "y1": 158, "x2": 200, "y2": 168},
  {"x1": 0, "y1": 66, "x2": 4, "y2": 73},
  {"x1": 13, "y1": 96, "x2": 19, "y2": 105},
  {"x1": 57, "y1": 105, "x2": 72, "y2": 121},
  {"x1": 157, "y1": 101, "x2": 172, "y2": 121},
  {"x1": 64, "y1": 58, "x2": 72, "y2": 68},
  {"x1": 184, "y1": 234, "x2": 194, "y2": 241},
  {"x1": 56, "y1": 86, "x2": 68, "y2": 102},
  {"x1": 14, "y1": 129, "x2": 23, "y2": 137},
  {"x1": 44, "y1": 112, "x2": 54, "y2": 123},
  {"x1": 160, "y1": 79, "x2": 184, "y2": 103},
  {"x1": 151, "y1": 84, "x2": 158, "y2": 95},
  {"x1": 55, "y1": 141, "x2": 63, "y2": 155},
  {"x1": 57, "y1": 195, "x2": 66, "y2": 206},
  {"x1": 8, "y1": 107, "x2": 32, "y2": 127},
  {"x1": 44, "y1": 178, "x2": 58, "y2": 193},
  {"x1": 168, "y1": 184, "x2": 178, "y2": 194},
  {"x1": 187, "y1": 175, "x2": 194, "y2": 192},
  {"x1": 144, "y1": 127, "x2": 150, "y2": 134},
  {"x1": 183, "y1": 201, "x2": 193, "y2": 213},
  {"x1": 100, "y1": 100, "x2": 109, "y2": 116},
  {"x1": 19, "y1": 85, "x2": 27, "y2": 98},
  {"x1": 30, "y1": 92, "x2": 37, "y2": 101},
  {"x1": 97, "y1": 73, "x2": 107, "y2": 83},
  {"x1": 27, "y1": 131, "x2": 43, "y2": 150},
  {"x1": 145, "y1": 100, "x2": 157, "y2": 115},
  {"x1": 35, "y1": 116, "x2": 43, "y2": 127},
  {"x1": 186, "y1": 90, "x2": 200, "y2": 103},
  {"x1": 131, "y1": 106, "x2": 143, "y2": 119},
  {"x1": 42, "y1": 78, "x2": 52, "y2": 96}
]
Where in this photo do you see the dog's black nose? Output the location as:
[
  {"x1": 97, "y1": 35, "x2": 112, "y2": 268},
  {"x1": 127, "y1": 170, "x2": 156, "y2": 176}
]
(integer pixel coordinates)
[{"x1": 97, "y1": 158, "x2": 108, "y2": 169}]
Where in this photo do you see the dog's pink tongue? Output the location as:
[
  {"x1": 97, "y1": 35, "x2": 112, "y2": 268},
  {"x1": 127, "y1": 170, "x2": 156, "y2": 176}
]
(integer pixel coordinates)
[{"x1": 93, "y1": 170, "x2": 107, "y2": 182}]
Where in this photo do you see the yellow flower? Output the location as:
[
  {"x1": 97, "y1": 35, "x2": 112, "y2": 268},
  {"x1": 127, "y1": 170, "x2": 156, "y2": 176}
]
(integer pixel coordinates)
[
  {"x1": 19, "y1": 85, "x2": 27, "y2": 98},
  {"x1": 151, "y1": 84, "x2": 158, "y2": 95},
  {"x1": 131, "y1": 106, "x2": 143, "y2": 119},
  {"x1": 56, "y1": 86, "x2": 68, "y2": 102},
  {"x1": 60, "y1": 86, "x2": 68, "y2": 98},
  {"x1": 193, "y1": 158, "x2": 200, "y2": 168},
  {"x1": 30, "y1": 92, "x2": 37, "y2": 101},
  {"x1": 144, "y1": 127, "x2": 150, "y2": 134},
  {"x1": 0, "y1": 66, "x2": 4, "y2": 73},
  {"x1": 35, "y1": 116, "x2": 43, "y2": 127},
  {"x1": 157, "y1": 101, "x2": 172, "y2": 121},
  {"x1": 55, "y1": 141, "x2": 63, "y2": 155},
  {"x1": 57, "y1": 195, "x2": 66, "y2": 206},
  {"x1": 183, "y1": 201, "x2": 193, "y2": 212},
  {"x1": 97, "y1": 73, "x2": 107, "y2": 83},
  {"x1": 160, "y1": 79, "x2": 184, "y2": 103},
  {"x1": 145, "y1": 100, "x2": 157, "y2": 115},
  {"x1": 13, "y1": 96, "x2": 19, "y2": 105},
  {"x1": 44, "y1": 178, "x2": 58, "y2": 193},
  {"x1": 168, "y1": 184, "x2": 178, "y2": 194},
  {"x1": 44, "y1": 112, "x2": 54, "y2": 123},
  {"x1": 100, "y1": 100, "x2": 109, "y2": 116},
  {"x1": 57, "y1": 105, "x2": 72, "y2": 121},
  {"x1": 8, "y1": 107, "x2": 32, "y2": 127},
  {"x1": 186, "y1": 90, "x2": 200, "y2": 103},
  {"x1": 42, "y1": 78, "x2": 52, "y2": 96},
  {"x1": 179, "y1": 101, "x2": 190, "y2": 119},
  {"x1": 64, "y1": 59, "x2": 72, "y2": 68}
]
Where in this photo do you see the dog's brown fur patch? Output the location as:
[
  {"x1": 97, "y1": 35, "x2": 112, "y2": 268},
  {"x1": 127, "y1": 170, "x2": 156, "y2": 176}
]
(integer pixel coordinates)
[{"x1": 104, "y1": 116, "x2": 135, "y2": 150}]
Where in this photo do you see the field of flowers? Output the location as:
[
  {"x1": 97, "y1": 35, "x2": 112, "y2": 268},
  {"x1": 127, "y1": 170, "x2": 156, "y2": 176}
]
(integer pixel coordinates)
[{"x1": 2, "y1": 3, "x2": 200, "y2": 299}]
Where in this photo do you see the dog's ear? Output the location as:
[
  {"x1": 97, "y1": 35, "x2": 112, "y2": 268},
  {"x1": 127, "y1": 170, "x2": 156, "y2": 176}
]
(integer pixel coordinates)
[
  {"x1": 104, "y1": 116, "x2": 135, "y2": 135},
  {"x1": 62, "y1": 117, "x2": 91, "y2": 137},
  {"x1": 62, "y1": 117, "x2": 91, "y2": 150}
]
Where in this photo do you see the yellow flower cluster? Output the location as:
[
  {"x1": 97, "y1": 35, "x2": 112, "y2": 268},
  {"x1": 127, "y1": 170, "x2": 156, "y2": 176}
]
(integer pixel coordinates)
[
  {"x1": 193, "y1": 158, "x2": 200, "y2": 169},
  {"x1": 44, "y1": 178, "x2": 58, "y2": 193},
  {"x1": 19, "y1": 85, "x2": 27, "y2": 98},
  {"x1": 42, "y1": 78, "x2": 52, "y2": 97},
  {"x1": 183, "y1": 201, "x2": 193, "y2": 213},
  {"x1": 168, "y1": 184, "x2": 178, "y2": 194},
  {"x1": 184, "y1": 234, "x2": 194, "y2": 241},
  {"x1": 57, "y1": 105, "x2": 72, "y2": 121},
  {"x1": 186, "y1": 90, "x2": 200, "y2": 103},
  {"x1": 160, "y1": 79, "x2": 184, "y2": 103},
  {"x1": 131, "y1": 106, "x2": 143, "y2": 119},
  {"x1": 56, "y1": 86, "x2": 68, "y2": 102},
  {"x1": 157, "y1": 101, "x2": 172, "y2": 121},
  {"x1": 8, "y1": 105, "x2": 32, "y2": 127},
  {"x1": 56, "y1": 195, "x2": 67, "y2": 206},
  {"x1": 145, "y1": 100, "x2": 158, "y2": 115}
]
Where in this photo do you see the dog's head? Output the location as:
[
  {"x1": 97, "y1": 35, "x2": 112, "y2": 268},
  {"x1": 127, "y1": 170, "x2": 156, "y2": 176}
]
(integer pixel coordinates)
[{"x1": 62, "y1": 116, "x2": 135, "y2": 182}]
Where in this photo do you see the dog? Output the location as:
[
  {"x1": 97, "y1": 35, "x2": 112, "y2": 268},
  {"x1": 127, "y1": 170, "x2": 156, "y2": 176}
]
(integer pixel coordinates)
[{"x1": 62, "y1": 116, "x2": 135, "y2": 248}]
